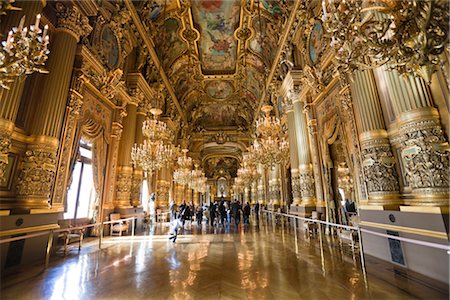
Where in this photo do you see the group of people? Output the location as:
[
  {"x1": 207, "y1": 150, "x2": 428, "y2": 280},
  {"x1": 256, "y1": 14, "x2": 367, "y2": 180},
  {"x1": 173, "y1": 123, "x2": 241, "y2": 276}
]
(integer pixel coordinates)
[{"x1": 168, "y1": 199, "x2": 260, "y2": 243}]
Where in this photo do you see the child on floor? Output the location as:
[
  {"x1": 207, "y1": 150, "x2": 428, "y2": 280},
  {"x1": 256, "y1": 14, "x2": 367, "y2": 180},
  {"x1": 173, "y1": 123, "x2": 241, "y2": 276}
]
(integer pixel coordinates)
[{"x1": 169, "y1": 207, "x2": 185, "y2": 243}]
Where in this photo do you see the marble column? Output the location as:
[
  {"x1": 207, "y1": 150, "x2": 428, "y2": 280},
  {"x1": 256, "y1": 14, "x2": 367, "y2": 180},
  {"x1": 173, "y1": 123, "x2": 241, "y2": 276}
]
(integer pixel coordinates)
[
  {"x1": 380, "y1": 68, "x2": 449, "y2": 206},
  {"x1": 350, "y1": 70, "x2": 401, "y2": 206},
  {"x1": 0, "y1": 0, "x2": 46, "y2": 183},
  {"x1": 115, "y1": 103, "x2": 138, "y2": 208},
  {"x1": 15, "y1": 3, "x2": 91, "y2": 209},
  {"x1": 292, "y1": 93, "x2": 316, "y2": 207}
]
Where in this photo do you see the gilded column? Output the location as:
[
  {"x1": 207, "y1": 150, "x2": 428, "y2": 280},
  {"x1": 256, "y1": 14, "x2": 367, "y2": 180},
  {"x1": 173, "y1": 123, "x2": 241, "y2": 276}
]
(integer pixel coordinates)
[
  {"x1": 380, "y1": 68, "x2": 449, "y2": 206},
  {"x1": 257, "y1": 164, "x2": 265, "y2": 205},
  {"x1": 0, "y1": 1, "x2": 46, "y2": 183},
  {"x1": 350, "y1": 70, "x2": 400, "y2": 206},
  {"x1": 268, "y1": 164, "x2": 281, "y2": 207},
  {"x1": 282, "y1": 95, "x2": 301, "y2": 205},
  {"x1": 130, "y1": 96, "x2": 146, "y2": 207},
  {"x1": 156, "y1": 167, "x2": 170, "y2": 209},
  {"x1": 302, "y1": 104, "x2": 325, "y2": 207},
  {"x1": 250, "y1": 182, "x2": 257, "y2": 205},
  {"x1": 115, "y1": 102, "x2": 138, "y2": 208},
  {"x1": 15, "y1": 3, "x2": 91, "y2": 209},
  {"x1": 292, "y1": 91, "x2": 316, "y2": 207},
  {"x1": 104, "y1": 115, "x2": 124, "y2": 210},
  {"x1": 193, "y1": 191, "x2": 200, "y2": 206}
]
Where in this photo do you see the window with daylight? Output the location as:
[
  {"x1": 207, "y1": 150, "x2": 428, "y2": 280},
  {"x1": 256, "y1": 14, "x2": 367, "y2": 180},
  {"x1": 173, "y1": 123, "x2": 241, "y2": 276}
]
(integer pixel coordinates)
[{"x1": 64, "y1": 139, "x2": 97, "y2": 220}]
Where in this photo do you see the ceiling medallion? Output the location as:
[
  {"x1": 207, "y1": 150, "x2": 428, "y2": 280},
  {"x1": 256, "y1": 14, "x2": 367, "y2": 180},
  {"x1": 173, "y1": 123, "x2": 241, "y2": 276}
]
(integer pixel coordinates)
[
  {"x1": 205, "y1": 80, "x2": 234, "y2": 100},
  {"x1": 182, "y1": 28, "x2": 199, "y2": 42}
]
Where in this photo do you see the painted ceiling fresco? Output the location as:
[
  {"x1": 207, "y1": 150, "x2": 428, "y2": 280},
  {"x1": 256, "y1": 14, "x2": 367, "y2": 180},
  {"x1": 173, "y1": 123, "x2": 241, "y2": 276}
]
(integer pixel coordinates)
[
  {"x1": 204, "y1": 157, "x2": 239, "y2": 179},
  {"x1": 192, "y1": 0, "x2": 240, "y2": 73},
  {"x1": 138, "y1": 0, "x2": 294, "y2": 130}
]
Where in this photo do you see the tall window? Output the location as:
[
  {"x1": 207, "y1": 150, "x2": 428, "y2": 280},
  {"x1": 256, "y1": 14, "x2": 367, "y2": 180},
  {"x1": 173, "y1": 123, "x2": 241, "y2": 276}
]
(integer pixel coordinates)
[{"x1": 64, "y1": 139, "x2": 96, "y2": 220}]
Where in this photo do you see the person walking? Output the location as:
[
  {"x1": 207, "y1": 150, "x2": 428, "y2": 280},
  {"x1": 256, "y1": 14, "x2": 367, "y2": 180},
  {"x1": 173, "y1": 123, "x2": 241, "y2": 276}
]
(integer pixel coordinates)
[
  {"x1": 169, "y1": 209, "x2": 183, "y2": 243},
  {"x1": 254, "y1": 202, "x2": 260, "y2": 221},
  {"x1": 209, "y1": 202, "x2": 216, "y2": 226},
  {"x1": 196, "y1": 206, "x2": 203, "y2": 226},
  {"x1": 243, "y1": 202, "x2": 251, "y2": 225}
]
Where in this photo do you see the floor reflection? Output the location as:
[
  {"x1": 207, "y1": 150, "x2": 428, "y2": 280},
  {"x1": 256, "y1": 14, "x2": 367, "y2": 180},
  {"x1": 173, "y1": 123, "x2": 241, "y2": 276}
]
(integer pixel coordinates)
[{"x1": 1, "y1": 220, "x2": 448, "y2": 300}]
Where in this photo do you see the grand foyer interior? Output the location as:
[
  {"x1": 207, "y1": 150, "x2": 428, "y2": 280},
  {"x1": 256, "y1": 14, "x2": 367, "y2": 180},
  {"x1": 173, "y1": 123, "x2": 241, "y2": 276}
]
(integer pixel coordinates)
[{"x1": 0, "y1": 0, "x2": 449, "y2": 298}]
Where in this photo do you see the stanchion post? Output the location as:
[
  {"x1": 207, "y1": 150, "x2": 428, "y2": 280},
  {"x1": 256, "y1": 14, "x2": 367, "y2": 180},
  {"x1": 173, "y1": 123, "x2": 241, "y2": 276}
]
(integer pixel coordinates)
[
  {"x1": 45, "y1": 230, "x2": 54, "y2": 269},
  {"x1": 318, "y1": 222, "x2": 325, "y2": 273},
  {"x1": 357, "y1": 227, "x2": 369, "y2": 290},
  {"x1": 131, "y1": 217, "x2": 135, "y2": 237},
  {"x1": 99, "y1": 223, "x2": 104, "y2": 249}
]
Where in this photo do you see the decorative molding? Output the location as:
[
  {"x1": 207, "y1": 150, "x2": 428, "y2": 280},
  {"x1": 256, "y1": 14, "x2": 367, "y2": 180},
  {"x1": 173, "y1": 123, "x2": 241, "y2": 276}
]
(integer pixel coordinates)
[
  {"x1": 16, "y1": 140, "x2": 58, "y2": 208},
  {"x1": 55, "y1": 2, "x2": 93, "y2": 42}
]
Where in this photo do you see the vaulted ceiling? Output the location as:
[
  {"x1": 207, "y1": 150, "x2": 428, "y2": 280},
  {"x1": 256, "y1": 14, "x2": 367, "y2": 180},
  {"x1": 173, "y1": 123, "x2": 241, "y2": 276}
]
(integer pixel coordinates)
[{"x1": 136, "y1": 0, "x2": 294, "y2": 131}]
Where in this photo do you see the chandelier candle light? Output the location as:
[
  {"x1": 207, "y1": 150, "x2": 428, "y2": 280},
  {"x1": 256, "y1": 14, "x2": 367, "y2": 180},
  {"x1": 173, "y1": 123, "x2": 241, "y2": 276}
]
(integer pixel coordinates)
[
  {"x1": 131, "y1": 108, "x2": 174, "y2": 175},
  {"x1": 0, "y1": 14, "x2": 50, "y2": 89},
  {"x1": 173, "y1": 149, "x2": 193, "y2": 186}
]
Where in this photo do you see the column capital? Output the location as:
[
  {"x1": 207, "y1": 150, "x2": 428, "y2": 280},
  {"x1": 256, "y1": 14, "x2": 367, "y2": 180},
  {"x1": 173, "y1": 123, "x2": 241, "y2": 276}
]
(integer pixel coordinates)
[{"x1": 55, "y1": 2, "x2": 93, "y2": 42}]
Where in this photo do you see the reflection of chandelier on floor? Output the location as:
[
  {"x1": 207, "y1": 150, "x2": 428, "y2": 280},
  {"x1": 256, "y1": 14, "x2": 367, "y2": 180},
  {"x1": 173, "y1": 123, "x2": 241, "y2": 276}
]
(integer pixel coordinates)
[
  {"x1": 0, "y1": 15, "x2": 50, "y2": 89},
  {"x1": 173, "y1": 149, "x2": 192, "y2": 186},
  {"x1": 250, "y1": 104, "x2": 289, "y2": 169},
  {"x1": 131, "y1": 108, "x2": 174, "y2": 175}
]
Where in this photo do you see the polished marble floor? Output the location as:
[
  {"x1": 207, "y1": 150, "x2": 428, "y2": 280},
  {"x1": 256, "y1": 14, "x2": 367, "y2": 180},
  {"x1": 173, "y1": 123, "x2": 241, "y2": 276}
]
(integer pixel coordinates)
[{"x1": 1, "y1": 219, "x2": 448, "y2": 299}]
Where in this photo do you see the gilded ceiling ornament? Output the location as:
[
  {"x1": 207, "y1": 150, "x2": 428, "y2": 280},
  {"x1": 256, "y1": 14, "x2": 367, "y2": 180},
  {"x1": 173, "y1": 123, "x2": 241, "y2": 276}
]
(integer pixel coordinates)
[
  {"x1": 323, "y1": 0, "x2": 449, "y2": 83},
  {"x1": 99, "y1": 69, "x2": 125, "y2": 100},
  {"x1": 182, "y1": 28, "x2": 199, "y2": 42}
]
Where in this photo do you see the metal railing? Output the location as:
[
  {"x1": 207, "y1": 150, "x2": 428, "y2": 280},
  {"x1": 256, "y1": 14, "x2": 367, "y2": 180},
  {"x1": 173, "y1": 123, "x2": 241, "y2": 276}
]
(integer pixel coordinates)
[
  {"x1": 0, "y1": 217, "x2": 136, "y2": 268},
  {"x1": 262, "y1": 209, "x2": 450, "y2": 289}
]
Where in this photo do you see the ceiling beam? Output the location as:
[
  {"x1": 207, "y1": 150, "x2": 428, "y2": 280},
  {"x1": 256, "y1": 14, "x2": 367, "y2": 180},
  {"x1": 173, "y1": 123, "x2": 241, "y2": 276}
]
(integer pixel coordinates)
[
  {"x1": 124, "y1": 0, "x2": 187, "y2": 123},
  {"x1": 252, "y1": 0, "x2": 302, "y2": 125}
]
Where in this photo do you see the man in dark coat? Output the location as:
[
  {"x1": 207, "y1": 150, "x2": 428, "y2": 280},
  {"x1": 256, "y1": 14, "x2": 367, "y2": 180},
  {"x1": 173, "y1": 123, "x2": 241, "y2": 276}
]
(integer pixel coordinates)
[{"x1": 243, "y1": 202, "x2": 251, "y2": 225}]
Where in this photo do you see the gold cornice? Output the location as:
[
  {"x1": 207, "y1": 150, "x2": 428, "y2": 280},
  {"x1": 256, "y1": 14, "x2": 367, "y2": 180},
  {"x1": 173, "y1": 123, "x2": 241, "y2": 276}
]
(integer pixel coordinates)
[
  {"x1": 0, "y1": 224, "x2": 60, "y2": 237},
  {"x1": 359, "y1": 221, "x2": 448, "y2": 240},
  {"x1": 311, "y1": 76, "x2": 340, "y2": 106},
  {"x1": 127, "y1": 73, "x2": 155, "y2": 101},
  {"x1": 124, "y1": 0, "x2": 186, "y2": 124}
]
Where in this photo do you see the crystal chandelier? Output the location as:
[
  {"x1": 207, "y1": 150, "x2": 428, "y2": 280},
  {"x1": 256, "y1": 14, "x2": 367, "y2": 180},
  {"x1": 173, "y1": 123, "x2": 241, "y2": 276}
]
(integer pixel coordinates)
[
  {"x1": 142, "y1": 108, "x2": 172, "y2": 141},
  {"x1": 0, "y1": 15, "x2": 50, "y2": 89},
  {"x1": 251, "y1": 105, "x2": 289, "y2": 169},
  {"x1": 131, "y1": 108, "x2": 174, "y2": 175},
  {"x1": 322, "y1": 0, "x2": 449, "y2": 83},
  {"x1": 173, "y1": 149, "x2": 193, "y2": 186},
  {"x1": 189, "y1": 163, "x2": 207, "y2": 192},
  {"x1": 236, "y1": 152, "x2": 261, "y2": 187}
]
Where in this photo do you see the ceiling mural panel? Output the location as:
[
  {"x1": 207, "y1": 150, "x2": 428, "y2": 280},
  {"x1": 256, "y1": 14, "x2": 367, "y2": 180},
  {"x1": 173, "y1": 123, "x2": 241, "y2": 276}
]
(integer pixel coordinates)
[
  {"x1": 204, "y1": 157, "x2": 239, "y2": 178},
  {"x1": 192, "y1": 0, "x2": 241, "y2": 73},
  {"x1": 155, "y1": 18, "x2": 187, "y2": 68},
  {"x1": 249, "y1": 16, "x2": 278, "y2": 68},
  {"x1": 205, "y1": 80, "x2": 234, "y2": 100}
]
